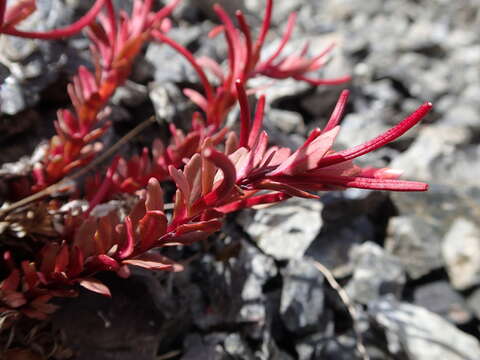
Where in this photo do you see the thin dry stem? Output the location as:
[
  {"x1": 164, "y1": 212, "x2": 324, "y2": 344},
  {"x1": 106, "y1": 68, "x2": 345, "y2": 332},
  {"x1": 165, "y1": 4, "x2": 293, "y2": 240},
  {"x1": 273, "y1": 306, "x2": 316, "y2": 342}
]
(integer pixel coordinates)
[
  {"x1": 311, "y1": 259, "x2": 370, "y2": 360},
  {"x1": 0, "y1": 116, "x2": 156, "y2": 218}
]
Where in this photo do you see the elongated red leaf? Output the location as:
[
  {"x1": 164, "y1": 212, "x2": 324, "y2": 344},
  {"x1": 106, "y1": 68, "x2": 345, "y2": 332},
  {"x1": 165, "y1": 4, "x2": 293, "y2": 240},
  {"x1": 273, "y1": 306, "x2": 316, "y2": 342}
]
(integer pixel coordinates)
[
  {"x1": 122, "y1": 253, "x2": 182, "y2": 271},
  {"x1": 79, "y1": 278, "x2": 111, "y2": 297},
  {"x1": 318, "y1": 102, "x2": 433, "y2": 167},
  {"x1": 116, "y1": 216, "x2": 135, "y2": 259}
]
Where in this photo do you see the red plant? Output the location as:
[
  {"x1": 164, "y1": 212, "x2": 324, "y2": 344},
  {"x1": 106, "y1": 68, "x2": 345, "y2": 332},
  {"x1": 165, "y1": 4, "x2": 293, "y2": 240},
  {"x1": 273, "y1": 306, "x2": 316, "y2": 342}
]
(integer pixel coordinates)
[
  {"x1": 152, "y1": 0, "x2": 350, "y2": 129},
  {"x1": 0, "y1": 0, "x2": 431, "y2": 327},
  {"x1": 26, "y1": 0, "x2": 179, "y2": 192}
]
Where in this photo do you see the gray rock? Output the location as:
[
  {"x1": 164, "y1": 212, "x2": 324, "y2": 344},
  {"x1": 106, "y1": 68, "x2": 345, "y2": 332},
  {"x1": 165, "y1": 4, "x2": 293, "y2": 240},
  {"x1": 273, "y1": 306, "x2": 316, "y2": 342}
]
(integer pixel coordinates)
[
  {"x1": 467, "y1": 288, "x2": 480, "y2": 321},
  {"x1": 335, "y1": 111, "x2": 390, "y2": 151},
  {"x1": 249, "y1": 77, "x2": 311, "y2": 108},
  {"x1": 224, "y1": 333, "x2": 255, "y2": 358},
  {"x1": 0, "y1": 79, "x2": 26, "y2": 115},
  {"x1": 306, "y1": 216, "x2": 375, "y2": 278},
  {"x1": 442, "y1": 218, "x2": 480, "y2": 290},
  {"x1": 414, "y1": 281, "x2": 472, "y2": 325},
  {"x1": 239, "y1": 198, "x2": 323, "y2": 260},
  {"x1": 390, "y1": 125, "x2": 472, "y2": 184},
  {"x1": 435, "y1": 146, "x2": 480, "y2": 189},
  {"x1": 370, "y1": 296, "x2": 480, "y2": 360},
  {"x1": 265, "y1": 108, "x2": 305, "y2": 134},
  {"x1": 181, "y1": 333, "x2": 228, "y2": 360},
  {"x1": 390, "y1": 185, "x2": 480, "y2": 237},
  {"x1": 255, "y1": 331, "x2": 295, "y2": 360},
  {"x1": 362, "y1": 79, "x2": 402, "y2": 109},
  {"x1": 295, "y1": 321, "x2": 335, "y2": 360},
  {"x1": 280, "y1": 259, "x2": 325, "y2": 333},
  {"x1": 236, "y1": 243, "x2": 277, "y2": 331},
  {"x1": 385, "y1": 215, "x2": 443, "y2": 279},
  {"x1": 301, "y1": 88, "x2": 346, "y2": 121},
  {"x1": 145, "y1": 27, "x2": 202, "y2": 85},
  {"x1": 317, "y1": 334, "x2": 362, "y2": 360},
  {"x1": 346, "y1": 242, "x2": 405, "y2": 304},
  {"x1": 0, "y1": 0, "x2": 72, "y2": 115},
  {"x1": 149, "y1": 81, "x2": 188, "y2": 124},
  {"x1": 185, "y1": 0, "x2": 246, "y2": 18},
  {"x1": 111, "y1": 81, "x2": 148, "y2": 108},
  {"x1": 442, "y1": 104, "x2": 480, "y2": 131},
  {"x1": 190, "y1": 240, "x2": 277, "y2": 337}
]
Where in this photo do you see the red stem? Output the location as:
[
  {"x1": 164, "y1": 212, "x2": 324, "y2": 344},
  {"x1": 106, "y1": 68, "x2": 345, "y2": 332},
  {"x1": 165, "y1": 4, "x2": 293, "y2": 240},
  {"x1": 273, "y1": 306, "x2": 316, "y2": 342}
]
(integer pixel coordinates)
[
  {"x1": 2, "y1": 0, "x2": 107, "y2": 39},
  {"x1": 85, "y1": 156, "x2": 120, "y2": 217},
  {"x1": 0, "y1": 1, "x2": 6, "y2": 29},
  {"x1": 213, "y1": 4, "x2": 239, "y2": 85},
  {"x1": 235, "y1": 79, "x2": 251, "y2": 148},
  {"x1": 295, "y1": 75, "x2": 352, "y2": 86},
  {"x1": 152, "y1": 30, "x2": 214, "y2": 103},
  {"x1": 236, "y1": 10, "x2": 253, "y2": 82},
  {"x1": 260, "y1": 12, "x2": 297, "y2": 70},
  {"x1": 254, "y1": 0, "x2": 272, "y2": 54}
]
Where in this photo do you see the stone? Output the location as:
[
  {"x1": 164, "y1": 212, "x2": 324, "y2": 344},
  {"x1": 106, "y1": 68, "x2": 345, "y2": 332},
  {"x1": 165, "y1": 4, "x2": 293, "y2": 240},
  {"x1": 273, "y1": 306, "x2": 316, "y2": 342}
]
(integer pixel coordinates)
[
  {"x1": 414, "y1": 281, "x2": 472, "y2": 325},
  {"x1": 189, "y1": 240, "x2": 277, "y2": 338},
  {"x1": 111, "y1": 80, "x2": 148, "y2": 108},
  {"x1": 148, "y1": 81, "x2": 188, "y2": 124},
  {"x1": 223, "y1": 333, "x2": 255, "y2": 358},
  {"x1": 280, "y1": 259, "x2": 325, "y2": 333},
  {"x1": 181, "y1": 333, "x2": 228, "y2": 360},
  {"x1": 442, "y1": 217, "x2": 480, "y2": 290},
  {"x1": 0, "y1": 0, "x2": 71, "y2": 115},
  {"x1": 369, "y1": 296, "x2": 480, "y2": 360},
  {"x1": 248, "y1": 77, "x2": 311, "y2": 108},
  {"x1": 385, "y1": 215, "x2": 443, "y2": 279},
  {"x1": 0, "y1": 79, "x2": 26, "y2": 116},
  {"x1": 390, "y1": 184, "x2": 480, "y2": 236},
  {"x1": 346, "y1": 242, "x2": 405, "y2": 304},
  {"x1": 306, "y1": 216, "x2": 375, "y2": 278},
  {"x1": 442, "y1": 104, "x2": 480, "y2": 131},
  {"x1": 185, "y1": 0, "x2": 246, "y2": 18},
  {"x1": 239, "y1": 197, "x2": 323, "y2": 260},
  {"x1": 334, "y1": 111, "x2": 390, "y2": 151},
  {"x1": 390, "y1": 125, "x2": 472, "y2": 184},
  {"x1": 467, "y1": 288, "x2": 480, "y2": 321},
  {"x1": 255, "y1": 331, "x2": 295, "y2": 360},
  {"x1": 145, "y1": 29, "x2": 200, "y2": 85},
  {"x1": 265, "y1": 108, "x2": 305, "y2": 135}
]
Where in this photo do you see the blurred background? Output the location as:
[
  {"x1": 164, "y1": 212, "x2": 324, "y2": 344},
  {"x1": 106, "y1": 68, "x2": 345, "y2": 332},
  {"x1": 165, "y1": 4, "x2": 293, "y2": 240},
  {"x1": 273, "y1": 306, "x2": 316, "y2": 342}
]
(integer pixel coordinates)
[{"x1": 0, "y1": 0, "x2": 479, "y2": 359}]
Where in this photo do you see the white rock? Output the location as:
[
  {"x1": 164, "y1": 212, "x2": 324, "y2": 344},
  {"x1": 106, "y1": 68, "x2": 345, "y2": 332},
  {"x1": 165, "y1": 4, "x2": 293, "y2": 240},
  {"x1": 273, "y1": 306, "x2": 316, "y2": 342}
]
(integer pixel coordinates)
[
  {"x1": 442, "y1": 218, "x2": 480, "y2": 290},
  {"x1": 239, "y1": 198, "x2": 323, "y2": 260},
  {"x1": 370, "y1": 296, "x2": 480, "y2": 360}
]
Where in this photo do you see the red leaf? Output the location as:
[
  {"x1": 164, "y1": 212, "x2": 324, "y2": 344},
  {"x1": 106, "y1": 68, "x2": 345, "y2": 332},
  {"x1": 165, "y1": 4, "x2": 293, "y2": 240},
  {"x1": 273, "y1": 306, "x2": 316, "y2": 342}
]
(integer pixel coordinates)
[
  {"x1": 1, "y1": 269, "x2": 20, "y2": 291},
  {"x1": 138, "y1": 210, "x2": 168, "y2": 251},
  {"x1": 78, "y1": 278, "x2": 111, "y2": 297},
  {"x1": 145, "y1": 178, "x2": 164, "y2": 211},
  {"x1": 122, "y1": 253, "x2": 183, "y2": 272},
  {"x1": 116, "y1": 216, "x2": 135, "y2": 259},
  {"x1": 2, "y1": 292, "x2": 27, "y2": 308},
  {"x1": 54, "y1": 245, "x2": 69, "y2": 273},
  {"x1": 175, "y1": 219, "x2": 222, "y2": 235},
  {"x1": 318, "y1": 102, "x2": 433, "y2": 167}
]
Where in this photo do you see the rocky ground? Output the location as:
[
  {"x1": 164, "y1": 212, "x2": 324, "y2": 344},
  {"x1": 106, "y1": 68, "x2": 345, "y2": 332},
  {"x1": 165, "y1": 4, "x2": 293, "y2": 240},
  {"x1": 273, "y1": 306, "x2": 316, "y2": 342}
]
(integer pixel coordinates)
[{"x1": 1, "y1": 0, "x2": 480, "y2": 359}]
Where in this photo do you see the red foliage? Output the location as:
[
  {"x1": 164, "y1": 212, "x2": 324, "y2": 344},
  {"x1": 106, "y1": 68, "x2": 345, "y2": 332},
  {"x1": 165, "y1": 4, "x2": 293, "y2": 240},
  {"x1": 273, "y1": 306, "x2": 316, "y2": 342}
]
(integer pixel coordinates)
[{"x1": 0, "y1": 0, "x2": 431, "y2": 324}]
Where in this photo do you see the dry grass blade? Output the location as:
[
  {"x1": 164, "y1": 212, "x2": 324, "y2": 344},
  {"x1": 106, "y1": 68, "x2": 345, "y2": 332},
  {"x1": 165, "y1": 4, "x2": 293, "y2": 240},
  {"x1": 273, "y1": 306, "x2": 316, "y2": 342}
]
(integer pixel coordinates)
[
  {"x1": 311, "y1": 259, "x2": 370, "y2": 360},
  {"x1": 156, "y1": 350, "x2": 181, "y2": 359}
]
